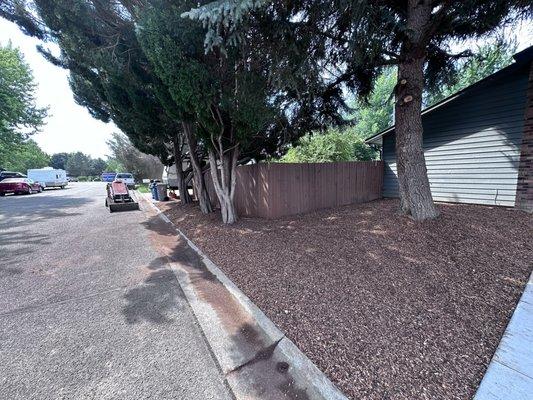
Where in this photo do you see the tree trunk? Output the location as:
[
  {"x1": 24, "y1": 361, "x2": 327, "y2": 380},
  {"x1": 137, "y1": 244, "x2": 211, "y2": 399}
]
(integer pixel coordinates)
[
  {"x1": 208, "y1": 147, "x2": 238, "y2": 224},
  {"x1": 394, "y1": 0, "x2": 439, "y2": 221},
  {"x1": 182, "y1": 121, "x2": 213, "y2": 214},
  {"x1": 172, "y1": 134, "x2": 192, "y2": 204}
]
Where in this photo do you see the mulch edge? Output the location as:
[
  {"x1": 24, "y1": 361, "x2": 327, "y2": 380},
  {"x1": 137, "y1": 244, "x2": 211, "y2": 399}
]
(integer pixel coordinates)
[{"x1": 138, "y1": 193, "x2": 348, "y2": 400}]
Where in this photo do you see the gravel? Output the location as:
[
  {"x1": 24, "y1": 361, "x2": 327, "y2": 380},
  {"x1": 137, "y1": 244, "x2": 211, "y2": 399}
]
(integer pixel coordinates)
[{"x1": 159, "y1": 199, "x2": 533, "y2": 400}]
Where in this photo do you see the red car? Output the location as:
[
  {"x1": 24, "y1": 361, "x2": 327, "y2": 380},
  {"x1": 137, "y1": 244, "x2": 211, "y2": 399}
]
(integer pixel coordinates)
[{"x1": 0, "y1": 178, "x2": 43, "y2": 196}]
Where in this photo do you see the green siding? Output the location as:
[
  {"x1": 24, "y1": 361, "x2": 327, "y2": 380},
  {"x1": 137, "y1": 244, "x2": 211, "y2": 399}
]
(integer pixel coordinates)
[{"x1": 383, "y1": 70, "x2": 528, "y2": 206}]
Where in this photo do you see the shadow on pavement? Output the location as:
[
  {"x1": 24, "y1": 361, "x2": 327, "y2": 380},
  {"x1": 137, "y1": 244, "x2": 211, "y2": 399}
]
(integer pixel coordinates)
[
  {"x1": 0, "y1": 195, "x2": 91, "y2": 230},
  {"x1": 0, "y1": 195, "x2": 92, "y2": 279},
  {"x1": 122, "y1": 254, "x2": 186, "y2": 325},
  {"x1": 139, "y1": 210, "x2": 313, "y2": 399}
]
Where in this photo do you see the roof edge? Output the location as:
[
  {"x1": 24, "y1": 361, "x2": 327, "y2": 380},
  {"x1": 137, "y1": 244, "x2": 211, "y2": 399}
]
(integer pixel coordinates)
[{"x1": 365, "y1": 45, "x2": 533, "y2": 145}]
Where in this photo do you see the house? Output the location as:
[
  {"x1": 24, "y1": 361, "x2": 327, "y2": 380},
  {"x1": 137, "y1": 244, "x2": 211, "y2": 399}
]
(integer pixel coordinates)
[{"x1": 366, "y1": 46, "x2": 533, "y2": 212}]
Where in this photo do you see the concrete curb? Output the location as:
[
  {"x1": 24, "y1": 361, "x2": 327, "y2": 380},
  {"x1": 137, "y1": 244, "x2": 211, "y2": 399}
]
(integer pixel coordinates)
[{"x1": 138, "y1": 193, "x2": 348, "y2": 400}]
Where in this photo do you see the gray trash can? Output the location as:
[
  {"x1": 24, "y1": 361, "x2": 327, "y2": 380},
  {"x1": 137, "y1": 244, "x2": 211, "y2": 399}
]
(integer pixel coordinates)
[{"x1": 156, "y1": 183, "x2": 168, "y2": 201}]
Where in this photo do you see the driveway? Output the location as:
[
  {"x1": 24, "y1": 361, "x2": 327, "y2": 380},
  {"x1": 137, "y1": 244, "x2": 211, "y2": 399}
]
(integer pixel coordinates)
[{"x1": 0, "y1": 182, "x2": 232, "y2": 400}]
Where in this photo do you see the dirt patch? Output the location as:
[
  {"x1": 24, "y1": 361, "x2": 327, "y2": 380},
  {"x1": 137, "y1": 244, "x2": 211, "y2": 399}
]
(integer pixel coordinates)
[{"x1": 159, "y1": 199, "x2": 532, "y2": 400}]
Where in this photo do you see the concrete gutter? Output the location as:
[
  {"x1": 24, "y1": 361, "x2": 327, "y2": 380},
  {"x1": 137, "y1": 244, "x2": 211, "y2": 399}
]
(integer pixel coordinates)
[
  {"x1": 475, "y1": 272, "x2": 533, "y2": 400},
  {"x1": 137, "y1": 193, "x2": 348, "y2": 400}
]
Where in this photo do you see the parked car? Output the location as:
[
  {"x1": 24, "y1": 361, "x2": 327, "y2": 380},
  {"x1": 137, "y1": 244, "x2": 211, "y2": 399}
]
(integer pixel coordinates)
[
  {"x1": 115, "y1": 173, "x2": 135, "y2": 188},
  {"x1": 0, "y1": 178, "x2": 43, "y2": 196},
  {"x1": 0, "y1": 171, "x2": 26, "y2": 182},
  {"x1": 27, "y1": 167, "x2": 68, "y2": 189},
  {"x1": 67, "y1": 176, "x2": 79, "y2": 182}
]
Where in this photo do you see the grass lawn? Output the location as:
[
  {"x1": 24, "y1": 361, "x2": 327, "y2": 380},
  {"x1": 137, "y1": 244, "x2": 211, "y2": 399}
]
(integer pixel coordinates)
[
  {"x1": 159, "y1": 198, "x2": 532, "y2": 400},
  {"x1": 136, "y1": 183, "x2": 150, "y2": 193}
]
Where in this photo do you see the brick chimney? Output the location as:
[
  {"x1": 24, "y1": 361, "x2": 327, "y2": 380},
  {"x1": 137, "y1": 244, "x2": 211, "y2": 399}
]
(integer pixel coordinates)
[{"x1": 515, "y1": 62, "x2": 533, "y2": 212}]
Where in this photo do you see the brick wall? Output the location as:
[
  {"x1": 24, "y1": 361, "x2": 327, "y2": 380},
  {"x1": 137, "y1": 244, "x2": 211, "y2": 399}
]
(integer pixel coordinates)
[{"x1": 515, "y1": 62, "x2": 533, "y2": 212}]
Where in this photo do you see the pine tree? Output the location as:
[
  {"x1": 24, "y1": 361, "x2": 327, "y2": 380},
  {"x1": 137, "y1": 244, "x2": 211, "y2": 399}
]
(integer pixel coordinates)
[
  {"x1": 184, "y1": 0, "x2": 532, "y2": 220},
  {"x1": 137, "y1": 0, "x2": 298, "y2": 223},
  {"x1": 2, "y1": 0, "x2": 198, "y2": 204}
]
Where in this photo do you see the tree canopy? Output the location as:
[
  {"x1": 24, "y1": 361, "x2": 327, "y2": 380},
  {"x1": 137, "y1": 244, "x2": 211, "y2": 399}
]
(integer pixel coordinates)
[
  {"x1": 136, "y1": 0, "x2": 339, "y2": 222},
  {"x1": 1, "y1": 139, "x2": 49, "y2": 172},
  {"x1": 0, "y1": 42, "x2": 48, "y2": 170},
  {"x1": 2, "y1": 0, "x2": 530, "y2": 222},
  {"x1": 49, "y1": 152, "x2": 69, "y2": 170},
  {"x1": 106, "y1": 132, "x2": 164, "y2": 181},
  {"x1": 0, "y1": 42, "x2": 47, "y2": 137},
  {"x1": 184, "y1": 0, "x2": 531, "y2": 221},
  {"x1": 280, "y1": 128, "x2": 377, "y2": 163}
]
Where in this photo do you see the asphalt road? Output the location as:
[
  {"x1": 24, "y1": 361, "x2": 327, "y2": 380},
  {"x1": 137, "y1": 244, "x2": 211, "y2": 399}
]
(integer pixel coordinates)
[{"x1": 0, "y1": 182, "x2": 232, "y2": 400}]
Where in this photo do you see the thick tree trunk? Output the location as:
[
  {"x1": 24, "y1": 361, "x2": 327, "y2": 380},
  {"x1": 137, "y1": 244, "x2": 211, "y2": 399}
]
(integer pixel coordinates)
[
  {"x1": 208, "y1": 147, "x2": 238, "y2": 224},
  {"x1": 182, "y1": 121, "x2": 213, "y2": 214},
  {"x1": 172, "y1": 134, "x2": 192, "y2": 204},
  {"x1": 394, "y1": 0, "x2": 439, "y2": 221}
]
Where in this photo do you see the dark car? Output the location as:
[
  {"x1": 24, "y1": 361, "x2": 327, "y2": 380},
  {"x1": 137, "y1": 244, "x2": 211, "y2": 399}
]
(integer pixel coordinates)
[
  {"x1": 0, "y1": 178, "x2": 43, "y2": 196},
  {"x1": 0, "y1": 171, "x2": 26, "y2": 182}
]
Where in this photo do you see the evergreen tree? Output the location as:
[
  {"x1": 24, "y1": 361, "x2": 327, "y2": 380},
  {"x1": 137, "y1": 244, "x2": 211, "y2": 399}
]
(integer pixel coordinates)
[
  {"x1": 65, "y1": 151, "x2": 92, "y2": 177},
  {"x1": 426, "y1": 38, "x2": 517, "y2": 106},
  {"x1": 106, "y1": 132, "x2": 164, "y2": 181},
  {"x1": 2, "y1": 0, "x2": 195, "y2": 204},
  {"x1": 50, "y1": 152, "x2": 69, "y2": 170},
  {"x1": 185, "y1": 0, "x2": 531, "y2": 220},
  {"x1": 137, "y1": 0, "x2": 299, "y2": 223},
  {"x1": 89, "y1": 158, "x2": 107, "y2": 177}
]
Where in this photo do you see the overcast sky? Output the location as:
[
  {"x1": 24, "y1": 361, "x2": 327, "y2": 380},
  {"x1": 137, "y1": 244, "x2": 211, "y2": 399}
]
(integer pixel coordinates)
[{"x1": 0, "y1": 17, "x2": 532, "y2": 159}]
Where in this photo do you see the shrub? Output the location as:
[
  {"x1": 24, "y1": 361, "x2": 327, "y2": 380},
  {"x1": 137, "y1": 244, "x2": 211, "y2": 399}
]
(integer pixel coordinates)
[{"x1": 280, "y1": 128, "x2": 378, "y2": 163}]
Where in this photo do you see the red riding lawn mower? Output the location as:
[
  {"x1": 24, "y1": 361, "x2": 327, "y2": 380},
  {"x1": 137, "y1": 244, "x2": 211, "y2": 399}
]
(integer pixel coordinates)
[{"x1": 105, "y1": 180, "x2": 139, "y2": 212}]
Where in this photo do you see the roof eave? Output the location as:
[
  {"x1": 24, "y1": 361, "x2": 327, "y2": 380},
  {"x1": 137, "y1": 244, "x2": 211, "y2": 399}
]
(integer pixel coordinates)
[{"x1": 364, "y1": 45, "x2": 533, "y2": 146}]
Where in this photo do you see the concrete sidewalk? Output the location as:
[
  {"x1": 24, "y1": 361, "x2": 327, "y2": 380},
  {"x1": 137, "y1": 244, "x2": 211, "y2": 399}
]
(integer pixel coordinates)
[{"x1": 475, "y1": 272, "x2": 533, "y2": 400}]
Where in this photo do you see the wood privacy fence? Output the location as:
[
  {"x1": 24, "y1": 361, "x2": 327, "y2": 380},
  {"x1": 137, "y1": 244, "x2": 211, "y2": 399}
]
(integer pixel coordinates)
[{"x1": 205, "y1": 161, "x2": 383, "y2": 219}]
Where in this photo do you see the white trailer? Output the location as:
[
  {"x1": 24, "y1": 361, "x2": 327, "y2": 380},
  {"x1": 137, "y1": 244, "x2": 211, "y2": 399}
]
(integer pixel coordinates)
[
  {"x1": 27, "y1": 167, "x2": 68, "y2": 189},
  {"x1": 162, "y1": 164, "x2": 179, "y2": 188}
]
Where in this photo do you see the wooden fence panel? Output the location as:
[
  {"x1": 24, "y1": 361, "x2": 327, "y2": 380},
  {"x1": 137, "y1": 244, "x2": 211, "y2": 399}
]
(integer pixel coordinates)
[{"x1": 204, "y1": 161, "x2": 383, "y2": 219}]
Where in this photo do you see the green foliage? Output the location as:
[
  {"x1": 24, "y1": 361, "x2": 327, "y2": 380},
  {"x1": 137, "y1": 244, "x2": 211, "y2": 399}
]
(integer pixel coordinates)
[
  {"x1": 106, "y1": 132, "x2": 164, "y2": 180},
  {"x1": 426, "y1": 39, "x2": 517, "y2": 106},
  {"x1": 184, "y1": 0, "x2": 531, "y2": 128},
  {"x1": 8, "y1": 0, "x2": 178, "y2": 166},
  {"x1": 104, "y1": 158, "x2": 124, "y2": 173},
  {"x1": 50, "y1": 152, "x2": 69, "y2": 170},
  {"x1": 346, "y1": 39, "x2": 518, "y2": 138},
  {"x1": 138, "y1": 0, "x2": 284, "y2": 159},
  {"x1": 89, "y1": 158, "x2": 107, "y2": 176},
  {"x1": 65, "y1": 151, "x2": 92, "y2": 177},
  {"x1": 0, "y1": 42, "x2": 48, "y2": 172},
  {"x1": 48, "y1": 152, "x2": 107, "y2": 176},
  {"x1": 1, "y1": 139, "x2": 49, "y2": 172},
  {"x1": 0, "y1": 42, "x2": 47, "y2": 137},
  {"x1": 136, "y1": 183, "x2": 150, "y2": 193},
  {"x1": 347, "y1": 68, "x2": 396, "y2": 138},
  {"x1": 280, "y1": 128, "x2": 377, "y2": 163},
  {"x1": 182, "y1": 0, "x2": 269, "y2": 53}
]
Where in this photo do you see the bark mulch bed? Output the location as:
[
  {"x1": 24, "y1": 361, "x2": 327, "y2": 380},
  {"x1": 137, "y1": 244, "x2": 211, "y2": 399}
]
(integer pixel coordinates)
[{"x1": 159, "y1": 199, "x2": 532, "y2": 400}]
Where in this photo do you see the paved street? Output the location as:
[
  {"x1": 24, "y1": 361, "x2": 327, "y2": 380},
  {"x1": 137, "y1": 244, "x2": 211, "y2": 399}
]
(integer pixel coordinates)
[{"x1": 0, "y1": 182, "x2": 232, "y2": 400}]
